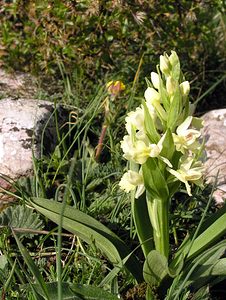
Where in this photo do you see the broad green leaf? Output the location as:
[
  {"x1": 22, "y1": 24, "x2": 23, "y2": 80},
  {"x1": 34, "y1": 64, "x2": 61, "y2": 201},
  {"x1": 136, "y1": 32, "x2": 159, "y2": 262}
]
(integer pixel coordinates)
[
  {"x1": 32, "y1": 282, "x2": 120, "y2": 300},
  {"x1": 143, "y1": 250, "x2": 168, "y2": 286},
  {"x1": 191, "y1": 255, "x2": 226, "y2": 283},
  {"x1": 169, "y1": 241, "x2": 226, "y2": 299},
  {"x1": 211, "y1": 258, "x2": 226, "y2": 276},
  {"x1": 187, "y1": 210, "x2": 226, "y2": 259},
  {"x1": 131, "y1": 192, "x2": 154, "y2": 258},
  {"x1": 171, "y1": 199, "x2": 226, "y2": 266},
  {"x1": 30, "y1": 198, "x2": 143, "y2": 282},
  {"x1": 188, "y1": 244, "x2": 225, "y2": 289},
  {"x1": 70, "y1": 283, "x2": 120, "y2": 300},
  {"x1": 196, "y1": 203, "x2": 226, "y2": 235},
  {"x1": 142, "y1": 158, "x2": 169, "y2": 200},
  {"x1": 191, "y1": 286, "x2": 210, "y2": 300},
  {"x1": 142, "y1": 100, "x2": 160, "y2": 144},
  {"x1": 160, "y1": 129, "x2": 175, "y2": 161},
  {"x1": 12, "y1": 230, "x2": 50, "y2": 300}
]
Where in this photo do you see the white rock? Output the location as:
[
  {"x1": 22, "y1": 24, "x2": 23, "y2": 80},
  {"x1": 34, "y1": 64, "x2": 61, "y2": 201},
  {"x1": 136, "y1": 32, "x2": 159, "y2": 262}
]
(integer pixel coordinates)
[
  {"x1": 0, "y1": 98, "x2": 67, "y2": 180},
  {"x1": 201, "y1": 109, "x2": 226, "y2": 204}
]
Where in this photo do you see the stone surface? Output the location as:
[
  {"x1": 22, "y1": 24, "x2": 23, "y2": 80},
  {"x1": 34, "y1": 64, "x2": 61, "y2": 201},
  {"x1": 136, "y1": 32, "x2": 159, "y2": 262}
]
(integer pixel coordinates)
[
  {"x1": 0, "y1": 98, "x2": 67, "y2": 180},
  {"x1": 201, "y1": 109, "x2": 226, "y2": 204},
  {"x1": 0, "y1": 68, "x2": 40, "y2": 98}
]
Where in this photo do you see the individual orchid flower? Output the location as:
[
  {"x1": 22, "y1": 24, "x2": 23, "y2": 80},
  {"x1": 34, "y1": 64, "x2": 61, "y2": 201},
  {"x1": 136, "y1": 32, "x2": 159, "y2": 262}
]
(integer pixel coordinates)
[
  {"x1": 121, "y1": 133, "x2": 147, "y2": 159},
  {"x1": 119, "y1": 170, "x2": 145, "y2": 198},
  {"x1": 172, "y1": 116, "x2": 202, "y2": 153},
  {"x1": 125, "y1": 106, "x2": 145, "y2": 134},
  {"x1": 125, "y1": 103, "x2": 157, "y2": 135},
  {"x1": 144, "y1": 87, "x2": 167, "y2": 121},
  {"x1": 121, "y1": 135, "x2": 161, "y2": 164},
  {"x1": 121, "y1": 133, "x2": 172, "y2": 167},
  {"x1": 167, "y1": 156, "x2": 204, "y2": 196}
]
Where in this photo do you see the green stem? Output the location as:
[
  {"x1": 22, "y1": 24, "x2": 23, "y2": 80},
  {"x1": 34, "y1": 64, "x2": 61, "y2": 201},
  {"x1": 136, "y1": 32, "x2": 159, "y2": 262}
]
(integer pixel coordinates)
[{"x1": 147, "y1": 197, "x2": 169, "y2": 259}]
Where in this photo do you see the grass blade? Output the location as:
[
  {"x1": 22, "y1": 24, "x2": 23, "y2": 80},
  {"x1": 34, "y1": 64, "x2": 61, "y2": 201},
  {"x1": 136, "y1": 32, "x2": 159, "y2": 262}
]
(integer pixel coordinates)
[{"x1": 12, "y1": 229, "x2": 50, "y2": 300}]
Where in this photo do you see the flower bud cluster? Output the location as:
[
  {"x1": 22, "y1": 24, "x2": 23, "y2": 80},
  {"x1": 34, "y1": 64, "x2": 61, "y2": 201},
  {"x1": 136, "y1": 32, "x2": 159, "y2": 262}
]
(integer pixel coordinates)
[{"x1": 119, "y1": 51, "x2": 204, "y2": 197}]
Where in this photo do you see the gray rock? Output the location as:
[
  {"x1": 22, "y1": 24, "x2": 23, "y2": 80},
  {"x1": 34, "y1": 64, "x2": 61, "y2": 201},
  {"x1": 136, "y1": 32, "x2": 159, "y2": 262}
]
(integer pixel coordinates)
[
  {"x1": 0, "y1": 68, "x2": 40, "y2": 98},
  {"x1": 201, "y1": 109, "x2": 226, "y2": 204},
  {"x1": 0, "y1": 98, "x2": 67, "y2": 180}
]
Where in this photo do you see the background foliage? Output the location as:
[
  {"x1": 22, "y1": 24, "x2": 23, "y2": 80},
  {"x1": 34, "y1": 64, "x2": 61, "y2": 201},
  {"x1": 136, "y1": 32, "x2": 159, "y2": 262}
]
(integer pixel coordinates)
[{"x1": 0, "y1": 0, "x2": 225, "y2": 110}]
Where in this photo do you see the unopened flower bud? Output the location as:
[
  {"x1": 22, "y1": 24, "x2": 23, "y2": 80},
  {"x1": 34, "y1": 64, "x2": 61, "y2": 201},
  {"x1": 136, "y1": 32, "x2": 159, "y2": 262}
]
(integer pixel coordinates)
[
  {"x1": 160, "y1": 55, "x2": 171, "y2": 76},
  {"x1": 180, "y1": 81, "x2": 190, "y2": 96},
  {"x1": 144, "y1": 87, "x2": 160, "y2": 104},
  {"x1": 169, "y1": 51, "x2": 180, "y2": 69},
  {"x1": 151, "y1": 72, "x2": 160, "y2": 89},
  {"x1": 166, "y1": 76, "x2": 176, "y2": 96}
]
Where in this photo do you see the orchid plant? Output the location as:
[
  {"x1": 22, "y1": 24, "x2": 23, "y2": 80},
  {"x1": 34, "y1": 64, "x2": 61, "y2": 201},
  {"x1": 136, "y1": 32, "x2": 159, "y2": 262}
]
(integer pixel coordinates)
[{"x1": 119, "y1": 51, "x2": 204, "y2": 260}]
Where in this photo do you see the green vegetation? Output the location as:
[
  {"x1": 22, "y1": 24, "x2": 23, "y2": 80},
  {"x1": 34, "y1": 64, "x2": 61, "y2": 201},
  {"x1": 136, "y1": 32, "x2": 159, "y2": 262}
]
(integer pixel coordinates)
[
  {"x1": 0, "y1": 1, "x2": 226, "y2": 299},
  {"x1": 0, "y1": 1, "x2": 225, "y2": 108}
]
